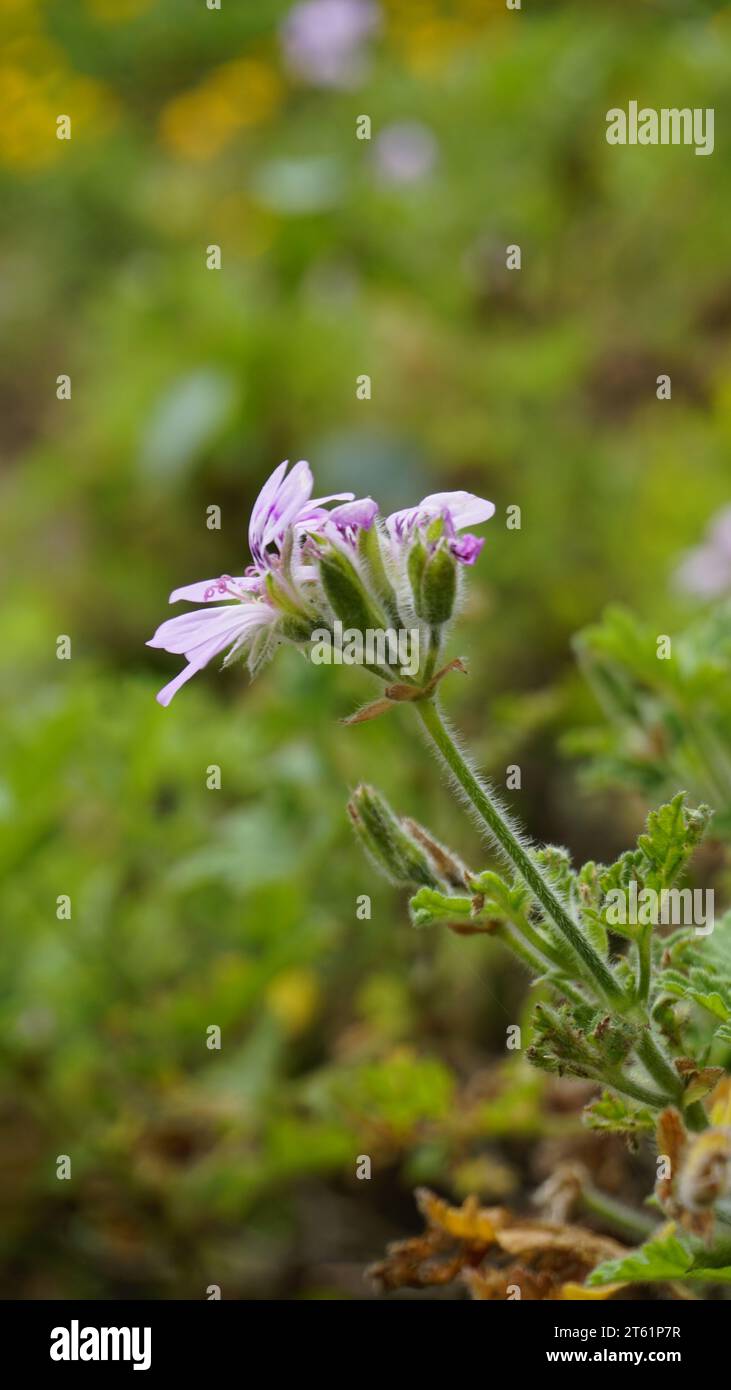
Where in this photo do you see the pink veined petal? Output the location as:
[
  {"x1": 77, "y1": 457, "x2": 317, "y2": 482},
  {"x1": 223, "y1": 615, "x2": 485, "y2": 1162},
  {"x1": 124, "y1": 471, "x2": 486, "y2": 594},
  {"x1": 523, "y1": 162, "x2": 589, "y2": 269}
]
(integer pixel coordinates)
[
  {"x1": 250, "y1": 460, "x2": 289, "y2": 527},
  {"x1": 156, "y1": 661, "x2": 207, "y2": 708},
  {"x1": 150, "y1": 605, "x2": 275, "y2": 705},
  {"x1": 325, "y1": 497, "x2": 378, "y2": 529},
  {"x1": 155, "y1": 627, "x2": 247, "y2": 706},
  {"x1": 298, "y1": 490, "x2": 355, "y2": 519},
  {"x1": 416, "y1": 491, "x2": 496, "y2": 530},
  {"x1": 168, "y1": 576, "x2": 259, "y2": 604},
  {"x1": 383, "y1": 503, "x2": 421, "y2": 536},
  {"x1": 248, "y1": 460, "x2": 292, "y2": 562},
  {"x1": 257, "y1": 459, "x2": 314, "y2": 553},
  {"x1": 147, "y1": 604, "x2": 271, "y2": 656}
]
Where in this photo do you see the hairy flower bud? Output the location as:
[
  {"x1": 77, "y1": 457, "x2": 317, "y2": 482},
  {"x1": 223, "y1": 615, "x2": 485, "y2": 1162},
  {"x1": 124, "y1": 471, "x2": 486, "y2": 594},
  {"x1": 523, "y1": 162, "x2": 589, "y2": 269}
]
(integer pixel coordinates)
[
  {"x1": 317, "y1": 549, "x2": 381, "y2": 635},
  {"x1": 347, "y1": 785, "x2": 442, "y2": 889},
  {"x1": 421, "y1": 544, "x2": 458, "y2": 627},
  {"x1": 358, "y1": 522, "x2": 399, "y2": 620}
]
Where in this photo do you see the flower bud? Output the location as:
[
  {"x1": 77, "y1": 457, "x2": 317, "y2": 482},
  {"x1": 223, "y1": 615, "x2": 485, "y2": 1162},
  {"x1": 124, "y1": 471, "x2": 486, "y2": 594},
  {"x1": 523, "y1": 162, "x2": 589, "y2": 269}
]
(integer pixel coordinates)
[
  {"x1": 347, "y1": 785, "x2": 442, "y2": 889},
  {"x1": 358, "y1": 521, "x2": 400, "y2": 620},
  {"x1": 317, "y1": 549, "x2": 381, "y2": 635},
  {"x1": 406, "y1": 536, "x2": 427, "y2": 615},
  {"x1": 421, "y1": 544, "x2": 457, "y2": 627}
]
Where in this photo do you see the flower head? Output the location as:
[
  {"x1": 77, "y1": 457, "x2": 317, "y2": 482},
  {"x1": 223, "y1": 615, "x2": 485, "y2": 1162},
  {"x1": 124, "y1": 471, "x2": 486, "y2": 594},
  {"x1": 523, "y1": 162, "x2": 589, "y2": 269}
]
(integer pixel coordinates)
[
  {"x1": 385, "y1": 490, "x2": 495, "y2": 628},
  {"x1": 148, "y1": 459, "x2": 357, "y2": 706},
  {"x1": 148, "y1": 463, "x2": 494, "y2": 705},
  {"x1": 385, "y1": 490, "x2": 496, "y2": 566}
]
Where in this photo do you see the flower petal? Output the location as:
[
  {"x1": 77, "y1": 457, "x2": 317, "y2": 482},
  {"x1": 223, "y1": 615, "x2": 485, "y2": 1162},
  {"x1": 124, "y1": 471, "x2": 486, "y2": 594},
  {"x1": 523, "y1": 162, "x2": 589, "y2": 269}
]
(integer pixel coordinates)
[
  {"x1": 147, "y1": 604, "x2": 271, "y2": 657},
  {"x1": 150, "y1": 604, "x2": 275, "y2": 705},
  {"x1": 257, "y1": 459, "x2": 314, "y2": 555},
  {"x1": 169, "y1": 576, "x2": 259, "y2": 604},
  {"x1": 450, "y1": 533, "x2": 485, "y2": 565},
  {"x1": 416, "y1": 491, "x2": 495, "y2": 530}
]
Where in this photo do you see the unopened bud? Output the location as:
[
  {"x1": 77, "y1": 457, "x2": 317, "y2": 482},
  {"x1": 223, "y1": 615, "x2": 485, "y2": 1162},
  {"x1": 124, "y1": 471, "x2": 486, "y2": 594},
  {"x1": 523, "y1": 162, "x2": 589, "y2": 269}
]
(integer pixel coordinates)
[
  {"x1": 347, "y1": 784, "x2": 442, "y2": 889},
  {"x1": 421, "y1": 545, "x2": 457, "y2": 627},
  {"x1": 318, "y1": 550, "x2": 380, "y2": 636},
  {"x1": 358, "y1": 522, "x2": 399, "y2": 619}
]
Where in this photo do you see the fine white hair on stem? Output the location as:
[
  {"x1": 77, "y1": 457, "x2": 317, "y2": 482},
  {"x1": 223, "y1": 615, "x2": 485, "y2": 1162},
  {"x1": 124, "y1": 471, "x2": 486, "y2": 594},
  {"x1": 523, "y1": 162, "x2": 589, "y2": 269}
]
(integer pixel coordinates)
[{"x1": 417, "y1": 701, "x2": 575, "y2": 914}]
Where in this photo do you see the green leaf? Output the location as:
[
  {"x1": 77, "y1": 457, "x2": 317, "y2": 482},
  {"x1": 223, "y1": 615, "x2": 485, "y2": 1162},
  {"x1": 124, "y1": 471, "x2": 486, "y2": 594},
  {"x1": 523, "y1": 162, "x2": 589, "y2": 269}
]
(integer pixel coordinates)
[
  {"x1": 637, "y1": 793, "x2": 711, "y2": 889},
  {"x1": 584, "y1": 1090, "x2": 654, "y2": 1135},
  {"x1": 656, "y1": 910, "x2": 731, "y2": 1033},
  {"x1": 588, "y1": 1231, "x2": 731, "y2": 1287}
]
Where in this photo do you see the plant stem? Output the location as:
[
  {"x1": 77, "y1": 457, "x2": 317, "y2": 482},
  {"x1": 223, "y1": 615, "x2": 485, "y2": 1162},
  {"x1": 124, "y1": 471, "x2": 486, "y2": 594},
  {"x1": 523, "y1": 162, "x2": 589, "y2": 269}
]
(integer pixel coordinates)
[
  {"x1": 606, "y1": 1069, "x2": 673, "y2": 1111},
  {"x1": 636, "y1": 1031, "x2": 683, "y2": 1104},
  {"x1": 416, "y1": 698, "x2": 627, "y2": 1009},
  {"x1": 636, "y1": 924, "x2": 652, "y2": 1004},
  {"x1": 512, "y1": 909, "x2": 579, "y2": 976},
  {"x1": 579, "y1": 1185, "x2": 657, "y2": 1243},
  {"x1": 684, "y1": 1101, "x2": 709, "y2": 1133}
]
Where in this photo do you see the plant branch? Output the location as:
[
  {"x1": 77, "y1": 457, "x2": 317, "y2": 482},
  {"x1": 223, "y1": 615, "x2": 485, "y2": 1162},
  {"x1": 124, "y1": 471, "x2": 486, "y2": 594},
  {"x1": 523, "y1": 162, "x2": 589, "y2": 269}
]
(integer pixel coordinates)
[{"x1": 416, "y1": 698, "x2": 627, "y2": 1010}]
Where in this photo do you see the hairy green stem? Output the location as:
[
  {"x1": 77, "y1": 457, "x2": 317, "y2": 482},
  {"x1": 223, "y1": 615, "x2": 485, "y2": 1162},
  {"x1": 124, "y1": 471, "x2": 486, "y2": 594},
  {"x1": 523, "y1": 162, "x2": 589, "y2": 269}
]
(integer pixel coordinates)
[
  {"x1": 416, "y1": 699, "x2": 626, "y2": 1009},
  {"x1": 579, "y1": 1186, "x2": 658, "y2": 1243},
  {"x1": 636, "y1": 924, "x2": 652, "y2": 1004},
  {"x1": 636, "y1": 1031, "x2": 683, "y2": 1104},
  {"x1": 606, "y1": 1069, "x2": 674, "y2": 1111}
]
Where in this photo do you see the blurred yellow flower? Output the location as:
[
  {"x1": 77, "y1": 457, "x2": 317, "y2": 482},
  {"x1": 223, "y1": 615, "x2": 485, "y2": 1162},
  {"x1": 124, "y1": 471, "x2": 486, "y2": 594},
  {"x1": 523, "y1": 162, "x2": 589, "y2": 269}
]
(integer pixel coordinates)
[
  {"x1": 267, "y1": 968, "x2": 320, "y2": 1037},
  {"x1": 159, "y1": 59, "x2": 283, "y2": 162},
  {"x1": 0, "y1": 64, "x2": 117, "y2": 171},
  {"x1": 383, "y1": 0, "x2": 505, "y2": 74}
]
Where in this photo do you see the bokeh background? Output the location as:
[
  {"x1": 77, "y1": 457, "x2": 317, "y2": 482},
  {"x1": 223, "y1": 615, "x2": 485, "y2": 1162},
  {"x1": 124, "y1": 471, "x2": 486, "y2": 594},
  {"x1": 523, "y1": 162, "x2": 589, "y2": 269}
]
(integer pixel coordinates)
[{"x1": 2, "y1": 0, "x2": 730, "y2": 1298}]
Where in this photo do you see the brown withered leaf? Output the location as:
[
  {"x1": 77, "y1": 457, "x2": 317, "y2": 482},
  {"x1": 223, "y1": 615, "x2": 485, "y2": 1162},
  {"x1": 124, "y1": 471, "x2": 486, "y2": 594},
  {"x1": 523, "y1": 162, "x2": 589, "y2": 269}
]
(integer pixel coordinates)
[
  {"x1": 655, "y1": 1106, "x2": 731, "y2": 1242},
  {"x1": 402, "y1": 818, "x2": 471, "y2": 890},
  {"x1": 416, "y1": 1187, "x2": 508, "y2": 1246},
  {"x1": 341, "y1": 697, "x2": 396, "y2": 725},
  {"x1": 371, "y1": 1190, "x2": 629, "y2": 1301},
  {"x1": 463, "y1": 1263, "x2": 554, "y2": 1301},
  {"x1": 495, "y1": 1221, "x2": 624, "y2": 1267},
  {"x1": 369, "y1": 1231, "x2": 466, "y2": 1292},
  {"x1": 677, "y1": 1062, "x2": 725, "y2": 1106},
  {"x1": 655, "y1": 1107, "x2": 687, "y2": 1213},
  {"x1": 384, "y1": 658, "x2": 468, "y2": 704}
]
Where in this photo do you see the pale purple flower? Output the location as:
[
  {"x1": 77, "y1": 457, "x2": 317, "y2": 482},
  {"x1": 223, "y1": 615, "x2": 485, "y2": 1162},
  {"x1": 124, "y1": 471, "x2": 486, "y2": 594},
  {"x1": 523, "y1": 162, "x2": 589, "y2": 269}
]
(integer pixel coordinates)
[
  {"x1": 675, "y1": 504, "x2": 731, "y2": 599},
  {"x1": 300, "y1": 495, "x2": 379, "y2": 555},
  {"x1": 373, "y1": 123, "x2": 438, "y2": 185},
  {"x1": 386, "y1": 490, "x2": 495, "y2": 566},
  {"x1": 148, "y1": 459, "x2": 355, "y2": 706},
  {"x1": 281, "y1": 0, "x2": 380, "y2": 89},
  {"x1": 248, "y1": 458, "x2": 352, "y2": 571}
]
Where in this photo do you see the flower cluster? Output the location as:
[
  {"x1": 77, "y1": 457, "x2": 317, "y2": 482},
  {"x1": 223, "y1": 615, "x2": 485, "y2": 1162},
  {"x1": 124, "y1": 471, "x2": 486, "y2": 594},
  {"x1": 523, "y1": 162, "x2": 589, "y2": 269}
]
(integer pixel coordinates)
[{"x1": 147, "y1": 460, "x2": 494, "y2": 706}]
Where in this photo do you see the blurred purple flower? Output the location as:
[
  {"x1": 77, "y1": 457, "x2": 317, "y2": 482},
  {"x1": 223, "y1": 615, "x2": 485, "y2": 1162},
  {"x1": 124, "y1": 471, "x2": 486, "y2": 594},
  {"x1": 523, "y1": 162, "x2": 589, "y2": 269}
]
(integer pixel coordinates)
[
  {"x1": 281, "y1": 0, "x2": 381, "y2": 88},
  {"x1": 675, "y1": 504, "x2": 731, "y2": 599},
  {"x1": 386, "y1": 490, "x2": 495, "y2": 566},
  {"x1": 373, "y1": 122, "x2": 438, "y2": 185}
]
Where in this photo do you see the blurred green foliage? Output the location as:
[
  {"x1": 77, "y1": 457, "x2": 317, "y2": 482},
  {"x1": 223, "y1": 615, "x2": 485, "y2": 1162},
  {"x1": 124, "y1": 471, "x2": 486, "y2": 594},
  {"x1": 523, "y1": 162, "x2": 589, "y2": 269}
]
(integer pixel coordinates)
[{"x1": 1, "y1": 0, "x2": 730, "y2": 1296}]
